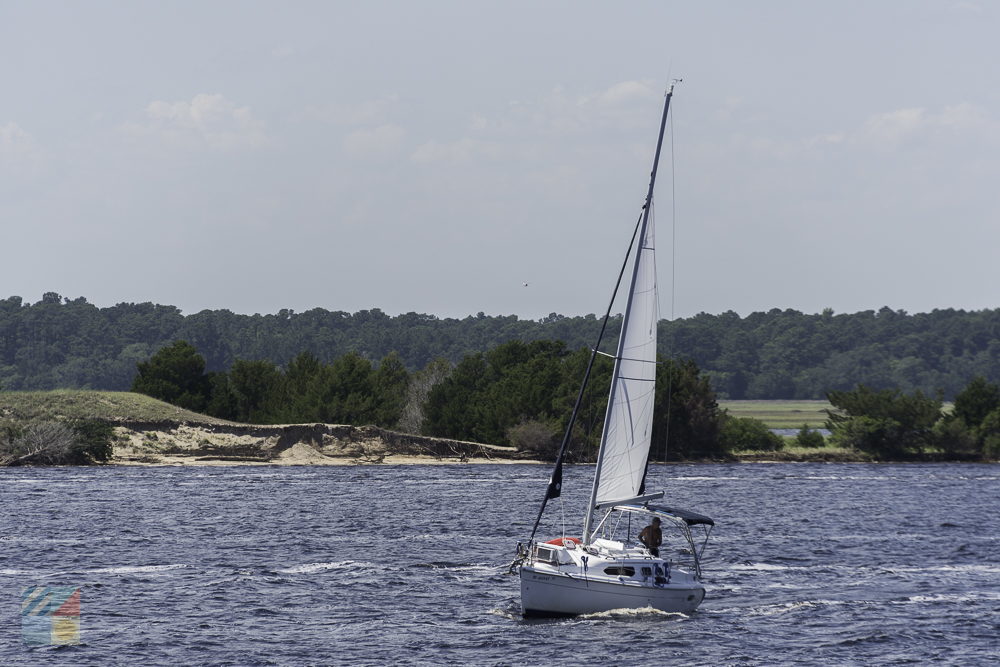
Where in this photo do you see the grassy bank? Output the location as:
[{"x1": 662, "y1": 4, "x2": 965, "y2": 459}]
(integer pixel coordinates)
[
  {"x1": 0, "y1": 390, "x2": 234, "y2": 425},
  {"x1": 720, "y1": 400, "x2": 831, "y2": 429}
]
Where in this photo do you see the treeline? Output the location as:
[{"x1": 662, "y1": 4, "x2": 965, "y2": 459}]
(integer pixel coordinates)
[
  {"x1": 132, "y1": 341, "x2": 411, "y2": 427},
  {"x1": 825, "y1": 378, "x2": 1000, "y2": 460},
  {"x1": 4, "y1": 293, "x2": 1000, "y2": 400},
  {"x1": 679, "y1": 307, "x2": 1000, "y2": 400},
  {"x1": 0, "y1": 294, "x2": 602, "y2": 392},
  {"x1": 131, "y1": 339, "x2": 749, "y2": 460}
]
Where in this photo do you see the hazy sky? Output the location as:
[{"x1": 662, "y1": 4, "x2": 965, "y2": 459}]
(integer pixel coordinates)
[{"x1": 3, "y1": 1, "x2": 999, "y2": 320}]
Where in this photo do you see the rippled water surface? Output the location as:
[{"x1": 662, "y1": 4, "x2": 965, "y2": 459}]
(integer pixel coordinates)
[{"x1": 2, "y1": 463, "x2": 998, "y2": 665}]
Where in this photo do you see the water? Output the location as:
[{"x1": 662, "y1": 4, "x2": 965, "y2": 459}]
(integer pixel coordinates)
[{"x1": 2, "y1": 463, "x2": 998, "y2": 665}]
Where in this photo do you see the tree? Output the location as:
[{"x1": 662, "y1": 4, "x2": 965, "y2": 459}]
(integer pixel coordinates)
[
  {"x1": 945, "y1": 376, "x2": 1000, "y2": 460},
  {"x1": 423, "y1": 353, "x2": 493, "y2": 442},
  {"x1": 281, "y1": 351, "x2": 326, "y2": 423},
  {"x1": 652, "y1": 357, "x2": 726, "y2": 460},
  {"x1": 951, "y1": 376, "x2": 1000, "y2": 429},
  {"x1": 68, "y1": 419, "x2": 115, "y2": 464},
  {"x1": 826, "y1": 385, "x2": 943, "y2": 458},
  {"x1": 227, "y1": 359, "x2": 283, "y2": 422},
  {"x1": 398, "y1": 358, "x2": 452, "y2": 434},
  {"x1": 372, "y1": 352, "x2": 410, "y2": 428},
  {"x1": 131, "y1": 341, "x2": 211, "y2": 411},
  {"x1": 324, "y1": 352, "x2": 376, "y2": 424},
  {"x1": 978, "y1": 408, "x2": 1000, "y2": 460}
]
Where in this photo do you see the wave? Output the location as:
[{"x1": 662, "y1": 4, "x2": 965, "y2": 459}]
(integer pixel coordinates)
[
  {"x1": 878, "y1": 563, "x2": 1000, "y2": 575},
  {"x1": 1, "y1": 564, "x2": 189, "y2": 577},
  {"x1": 892, "y1": 592, "x2": 1000, "y2": 604},
  {"x1": 577, "y1": 606, "x2": 690, "y2": 620},
  {"x1": 276, "y1": 560, "x2": 362, "y2": 574},
  {"x1": 744, "y1": 599, "x2": 849, "y2": 616},
  {"x1": 727, "y1": 562, "x2": 796, "y2": 572},
  {"x1": 87, "y1": 564, "x2": 189, "y2": 575}
]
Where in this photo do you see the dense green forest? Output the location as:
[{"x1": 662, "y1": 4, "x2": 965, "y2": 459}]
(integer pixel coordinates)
[
  {"x1": 126, "y1": 339, "x2": 761, "y2": 460},
  {"x1": 124, "y1": 339, "x2": 997, "y2": 461},
  {"x1": 3, "y1": 293, "x2": 1000, "y2": 400}
]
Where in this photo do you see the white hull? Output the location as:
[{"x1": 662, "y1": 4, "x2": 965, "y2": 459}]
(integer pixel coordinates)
[{"x1": 520, "y1": 565, "x2": 705, "y2": 616}]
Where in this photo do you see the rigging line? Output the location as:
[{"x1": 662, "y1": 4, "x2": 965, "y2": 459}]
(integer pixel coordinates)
[
  {"x1": 559, "y1": 494, "x2": 566, "y2": 542},
  {"x1": 593, "y1": 350, "x2": 664, "y2": 364}
]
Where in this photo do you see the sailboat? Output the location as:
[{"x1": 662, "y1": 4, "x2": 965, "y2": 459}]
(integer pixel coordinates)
[{"x1": 512, "y1": 83, "x2": 715, "y2": 617}]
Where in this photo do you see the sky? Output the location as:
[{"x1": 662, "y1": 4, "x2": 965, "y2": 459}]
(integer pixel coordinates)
[{"x1": 2, "y1": 1, "x2": 999, "y2": 320}]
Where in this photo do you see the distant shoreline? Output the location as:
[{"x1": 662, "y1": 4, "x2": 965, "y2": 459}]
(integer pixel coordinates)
[{"x1": 2, "y1": 391, "x2": 992, "y2": 467}]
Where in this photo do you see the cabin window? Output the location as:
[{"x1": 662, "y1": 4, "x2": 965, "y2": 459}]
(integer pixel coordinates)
[
  {"x1": 603, "y1": 566, "x2": 636, "y2": 577},
  {"x1": 641, "y1": 567, "x2": 653, "y2": 577},
  {"x1": 535, "y1": 547, "x2": 557, "y2": 564}
]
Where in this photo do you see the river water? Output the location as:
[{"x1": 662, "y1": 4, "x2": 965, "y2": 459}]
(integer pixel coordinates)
[{"x1": 1, "y1": 463, "x2": 997, "y2": 665}]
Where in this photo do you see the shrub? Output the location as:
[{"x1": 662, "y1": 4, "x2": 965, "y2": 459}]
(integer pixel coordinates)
[
  {"x1": 829, "y1": 416, "x2": 903, "y2": 458},
  {"x1": 795, "y1": 424, "x2": 826, "y2": 448},
  {"x1": 719, "y1": 415, "x2": 784, "y2": 452},
  {"x1": 1, "y1": 421, "x2": 76, "y2": 465},
  {"x1": 507, "y1": 419, "x2": 561, "y2": 461},
  {"x1": 1, "y1": 419, "x2": 114, "y2": 465},
  {"x1": 69, "y1": 419, "x2": 115, "y2": 464}
]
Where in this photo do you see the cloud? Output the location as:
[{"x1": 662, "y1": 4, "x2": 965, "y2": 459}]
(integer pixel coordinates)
[
  {"x1": 131, "y1": 93, "x2": 267, "y2": 150},
  {"x1": 952, "y1": 1, "x2": 985, "y2": 14},
  {"x1": 597, "y1": 80, "x2": 657, "y2": 107},
  {"x1": 0, "y1": 121, "x2": 35, "y2": 156},
  {"x1": 410, "y1": 137, "x2": 514, "y2": 165},
  {"x1": 859, "y1": 103, "x2": 994, "y2": 146},
  {"x1": 0, "y1": 121, "x2": 41, "y2": 176},
  {"x1": 734, "y1": 103, "x2": 998, "y2": 162},
  {"x1": 411, "y1": 138, "x2": 481, "y2": 164},
  {"x1": 861, "y1": 107, "x2": 927, "y2": 143},
  {"x1": 408, "y1": 80, "x2": 661, "y2": 168},
  {"x1": 343, "y1": 123, "x2": 405, "y2": 157},
  {"x1": 303, "y1": 95, "x2": 400, "y2": 126}
]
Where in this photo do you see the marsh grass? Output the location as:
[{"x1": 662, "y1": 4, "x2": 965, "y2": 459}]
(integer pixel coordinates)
[{"x1": 720, "y1": 400, "x2": 831, "y2": 429}]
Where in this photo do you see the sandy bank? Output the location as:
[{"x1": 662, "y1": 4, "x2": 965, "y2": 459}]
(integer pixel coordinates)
[{"x1": 111, "y1": 421, "x2": 531, "y2": 466}]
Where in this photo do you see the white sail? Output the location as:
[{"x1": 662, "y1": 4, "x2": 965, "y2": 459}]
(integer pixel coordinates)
[{"x1": 593, "y1": 202, "x2": 658, "y2": 506}]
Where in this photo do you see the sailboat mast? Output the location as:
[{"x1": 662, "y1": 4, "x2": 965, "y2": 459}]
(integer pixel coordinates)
[{"x1": 582, "y1": 83, "x2": 675, "y2": 544}]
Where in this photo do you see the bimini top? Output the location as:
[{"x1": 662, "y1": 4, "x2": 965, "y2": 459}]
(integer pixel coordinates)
[{"x1": 615, "y1": 503, "x2": 715, "y2": 527}]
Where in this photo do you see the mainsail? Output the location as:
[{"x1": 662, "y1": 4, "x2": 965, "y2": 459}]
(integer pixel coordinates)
[{"x1": 581, "y1": 84, "x2": 674, "y2": 542}]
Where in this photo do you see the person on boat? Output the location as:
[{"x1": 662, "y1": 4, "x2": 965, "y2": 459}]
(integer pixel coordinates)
[{"x1": 639, "y1": 517, "x2": 662, "y2": 556}]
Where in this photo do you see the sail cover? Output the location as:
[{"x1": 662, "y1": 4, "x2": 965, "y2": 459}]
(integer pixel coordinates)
[{"x1": 594, "y1": 203, "x2": 658, "y2": 506}]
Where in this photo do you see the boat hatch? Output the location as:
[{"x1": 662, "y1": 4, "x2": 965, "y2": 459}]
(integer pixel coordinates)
[{"x1": 591, "y1": 538, "x2": 626, "y2": 552}]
